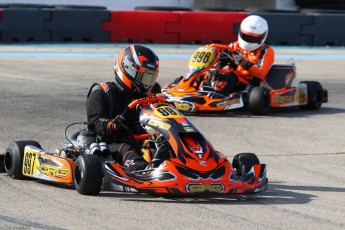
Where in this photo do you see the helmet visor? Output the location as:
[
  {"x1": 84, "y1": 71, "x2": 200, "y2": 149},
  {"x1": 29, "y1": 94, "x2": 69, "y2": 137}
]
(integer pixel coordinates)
[
  {"x1": 239, "y1": 30, "x2": 266, "y2": 44},
  {"x1": 135, "y1": 69, "x2": 157, "y2": 89},
  {"x1": 123, "y1": 59, "x2": 158, "y2": 90}
]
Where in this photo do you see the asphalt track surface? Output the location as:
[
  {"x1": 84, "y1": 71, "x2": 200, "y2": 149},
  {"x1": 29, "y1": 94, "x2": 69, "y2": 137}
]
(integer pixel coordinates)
[{"x1": 0, "y1": 44, "x2": 344, "y2": 230}]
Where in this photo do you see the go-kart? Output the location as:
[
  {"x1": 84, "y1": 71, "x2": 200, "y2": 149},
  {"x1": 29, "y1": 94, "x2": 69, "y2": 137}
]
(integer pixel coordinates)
[
  {"x1": 161, "y1": 43, "x2": 328, "y2": 115},
  {"x1": 1, "y1": 96, "x2": 267, "y2": 196}
]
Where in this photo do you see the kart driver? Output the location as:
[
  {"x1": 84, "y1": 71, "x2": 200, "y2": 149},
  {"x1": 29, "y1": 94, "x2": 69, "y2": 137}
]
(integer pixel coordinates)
[
  {"x1": 86, "y1": 44, "x2": 160, "y2": 171},
  {"x1": 203, "y1": 15, "x2": 275, "y2": 96}
]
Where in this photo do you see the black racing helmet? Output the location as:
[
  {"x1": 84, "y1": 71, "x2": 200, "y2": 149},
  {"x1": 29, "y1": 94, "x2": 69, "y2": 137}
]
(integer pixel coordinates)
[{"x1": 114, "y1": 44, "x2": 159, "y2": 94}]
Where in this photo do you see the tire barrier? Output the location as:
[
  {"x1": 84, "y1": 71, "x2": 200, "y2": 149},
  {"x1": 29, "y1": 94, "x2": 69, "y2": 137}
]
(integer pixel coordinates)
[
  {"x1": 301, "y1": 13, "x2": 345, "y2": 46},
  {"x1": 0, "y1": 9, "x2": 51, "y2": 42},
  {"x1": 102, "y1": 10, "x2": 180, "y2": 43},
  {"x1": 0, "y1": 7, "x2": 345, "y2": 46},
  {"x1": 102, "y1": 11, "x2": 247, "y2": 44},
  {"x1": 0, "y1": 7, "x2": 109, "y2": 43},
  {"x1": 248, "y1": 12, "x2": 314, "y2": 46},
  {"x1": 47, "y1": 9, "x2": 109, "y2": 42},
  {"x1": 176, "y1": 11, "x2": 247, "y2": 44}
]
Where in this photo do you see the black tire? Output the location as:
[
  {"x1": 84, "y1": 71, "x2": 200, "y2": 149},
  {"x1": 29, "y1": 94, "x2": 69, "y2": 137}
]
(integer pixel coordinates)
[
  {"x1": 0, "y1": 155, "x2": 5, "y2": 173},
  {"x1": 249, "y1": 87, "x2": 270, "y2": 115},
  {"x1": 4, "y1": 140, "x2": 41, "y2": 179},
  {"x1": 151, "y1": 82, "x2": 162, "y2": 94},
  {"x1": 232, "y1": 153, "x2": 260, "y2": 176},
  {"x1": 73, "y1": 154, "x2": 103, "y2": 195},
  {"x1": 299, "y1": 81, "x2": 323, "y2": 110}
]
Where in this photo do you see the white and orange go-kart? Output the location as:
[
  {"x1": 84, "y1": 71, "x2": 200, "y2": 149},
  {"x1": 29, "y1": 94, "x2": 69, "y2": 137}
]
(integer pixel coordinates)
[{"x1": 161, "y1": 43, "x2": 328, "y2": 115}]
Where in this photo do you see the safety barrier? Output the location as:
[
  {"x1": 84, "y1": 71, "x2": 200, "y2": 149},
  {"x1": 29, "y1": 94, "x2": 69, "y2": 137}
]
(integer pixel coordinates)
[
  {"x1": 0, "y1": 7, "x2": 109, "y2": 43},
  {"x1": 47, "y1": 9, "x2": 109, "y2": 42},
  {"x1": 0, "y1": 7, "x2": 345, "y2": 46},
  {"x1": 0, "y1": 9, "x2": 50, "y2": 42},
  {"x1": 102, "y1": 11, "x2": 180, "y2": 43},
  {"x1": 301, "y1": 13, "x2": 345, "y2": 46},
  {"x1": 0, "y1": 9, "x2": 2, "y2": 42},
  {"x1": 174, "y1": 11, "x2": 247, "y2": 44},
  {"x1": 249, "y1": 12, "x2": 314, "y2": 46},
  {"x1": 102, "y1": 11, "x2": 247, "y2": 44}
]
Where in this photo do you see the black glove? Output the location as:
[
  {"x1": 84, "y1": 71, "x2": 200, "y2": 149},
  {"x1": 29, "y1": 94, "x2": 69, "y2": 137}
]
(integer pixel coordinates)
[
  {"x1": 233, "y1": 51, "x2": 253, "y2": 70},
  {"x1": 217, "y1": 50, "x2": 232, "y2": 68},
  {"x1": 108, "y1": 114, "x2": 126, "y2": 132}
]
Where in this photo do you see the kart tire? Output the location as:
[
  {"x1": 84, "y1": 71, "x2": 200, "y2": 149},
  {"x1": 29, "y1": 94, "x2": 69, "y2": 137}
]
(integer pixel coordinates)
[
  {"x1": 299, "y1": 81, "x2": 323, "y2": 110},
  {"x1": 232, "y1": 153, "x2": 260, "y2": 176},
  {"x1": 0, "y1": 155, "x2": 5, "y2": 173},
  {"x1": 73, "y1": 154, "x2": 103, "y2": 195},
  {"x1": 249, "y1": 87, "x2": 270, "y2": 115},
  {"x1": 4, "y1": 140, "x2": 41, "y2": 179}
]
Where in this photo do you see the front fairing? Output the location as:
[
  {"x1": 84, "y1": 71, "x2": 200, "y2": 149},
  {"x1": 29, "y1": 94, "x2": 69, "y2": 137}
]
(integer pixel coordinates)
[
  {"x1": 103, "y1": 159, "x2": 268, "y2": 195},
  {"x1": 139, "y1": 103, "x2": 222, "y2": 170}
]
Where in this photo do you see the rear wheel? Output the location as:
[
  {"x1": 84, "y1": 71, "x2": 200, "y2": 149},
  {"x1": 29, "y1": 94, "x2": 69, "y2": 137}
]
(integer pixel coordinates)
[
  {"x1": 299, "y1": 81, "x2": 323, "y2": 110},
  {"x1": 249, "y1": 87, "x2": 270, "y2": 115},
  {"x1": 74, "y1": 154, "x2": 103, "y2": 195},
  {"x1": 4, "y1": 140, "x2": 41, "y2": 179},
  {"x1": 232, "y1": 153, "x2": 260, "y2": 176}
]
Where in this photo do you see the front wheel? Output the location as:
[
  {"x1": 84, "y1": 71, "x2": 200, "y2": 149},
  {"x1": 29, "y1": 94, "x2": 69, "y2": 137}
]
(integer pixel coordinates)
[
  {"x1": 73, "y1": 154, "x2": 103, "y2": 195},
  {"x1": 299, "y1": 81, "x2": 323, "y2": 110},
  {"x1": 249, "y1": 87, "x2": 270, "y2": 115},
  {"x1": 232, "y1": 153, "x2": 260, "y2": 176},
  {"x1": 4, "y1": 140, "x2": 41, "y2": 179}
]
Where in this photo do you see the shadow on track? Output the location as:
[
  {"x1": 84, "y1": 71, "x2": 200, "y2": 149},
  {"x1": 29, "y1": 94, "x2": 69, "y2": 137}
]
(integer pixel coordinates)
[
  {"x1": 98, "y1": 181, "x2": 345, "y2": 205},
  {"x1": 182, "y1": 106, "x2": 345, "y2": 118}
]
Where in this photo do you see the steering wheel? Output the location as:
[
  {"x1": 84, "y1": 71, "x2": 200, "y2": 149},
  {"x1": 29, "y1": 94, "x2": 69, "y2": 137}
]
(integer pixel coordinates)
[{"x1": 121, "y1": 96, "x2": 167, "y2": 141}]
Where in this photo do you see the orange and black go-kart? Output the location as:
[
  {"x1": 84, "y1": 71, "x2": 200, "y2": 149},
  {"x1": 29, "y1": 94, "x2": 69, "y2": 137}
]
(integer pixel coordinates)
[
  {"x1": 161, "y1": 43, "x2": 328, "y2": 115},
  {"x1": 1, "y1": 95, "x2": 267, "y2": 196}
]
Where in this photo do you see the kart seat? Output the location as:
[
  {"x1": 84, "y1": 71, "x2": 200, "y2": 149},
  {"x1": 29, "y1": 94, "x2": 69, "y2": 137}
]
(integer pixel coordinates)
[{"x1": 263, "y1": 64, "x2": 296, "y2": 90}]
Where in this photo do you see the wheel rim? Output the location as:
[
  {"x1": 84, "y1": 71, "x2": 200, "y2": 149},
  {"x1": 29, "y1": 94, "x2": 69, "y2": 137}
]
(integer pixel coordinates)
[{"x1": 4, "y1": 151, "x2": 12, "y2": 172}]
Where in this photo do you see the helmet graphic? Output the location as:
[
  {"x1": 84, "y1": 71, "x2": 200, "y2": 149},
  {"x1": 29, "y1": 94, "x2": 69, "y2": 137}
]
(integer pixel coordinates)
[
  {"x1": 238, "y1": 15, "x2": 268, "y2": 51},
  {"x1": 114, "y1": 44, "x2": 159, "y2": 94}
]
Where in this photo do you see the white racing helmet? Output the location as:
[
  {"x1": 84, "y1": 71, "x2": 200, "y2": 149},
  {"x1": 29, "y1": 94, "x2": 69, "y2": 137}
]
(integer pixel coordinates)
[{"x1": 238, "y1": 15, "x2": 268, "y2": 51}]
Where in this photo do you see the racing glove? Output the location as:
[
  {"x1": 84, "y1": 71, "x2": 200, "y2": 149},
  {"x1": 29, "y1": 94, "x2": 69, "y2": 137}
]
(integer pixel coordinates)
[
  {"x1": 233, "y1": 52, "x2": 254, "y2": 70},
  {"x1": 217, "y1": 50, "x2": 232, "y2": 68},
  {"x1": 107, "y1": 114, "x2": 126, "y2": 133}
]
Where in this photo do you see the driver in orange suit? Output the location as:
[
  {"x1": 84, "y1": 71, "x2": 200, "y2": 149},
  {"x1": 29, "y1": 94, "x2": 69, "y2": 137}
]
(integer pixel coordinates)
[{"x1": 204, "y1": 15, "x2": 275, "y2": 96}]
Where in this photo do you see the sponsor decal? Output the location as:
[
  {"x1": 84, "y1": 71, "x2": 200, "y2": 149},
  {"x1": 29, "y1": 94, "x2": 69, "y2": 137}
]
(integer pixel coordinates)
[
  {"x1": 180, "y1": 122, "x2": 190, "y2": 127},
  {"x1": 272, "y1": 95, "x2": 295, "y2": 104},
  {"x1": 40, "y1": 164, "x2": 69, "y2": 178},
  {"x1": 186, "y1": 183, "x2": 224, "y2": 193},
  {"x1": 148, "y1": 119, "x2": 171, "y2": 130},
  {"x1": 199, "y1": 161, "x2": 207, "y2": 166},
  {"x1": 184, "y1": 127, "x2": 194, "y2": 132},
  {"x1": 175, "y1": 103, "x2": 192, "y2": 112},
  {"x1": 124, "y1": 160, "x2": 135, "y2": 168},
  {"x1": 217, "y1": 99, "x2": 241, "y2": 108}
]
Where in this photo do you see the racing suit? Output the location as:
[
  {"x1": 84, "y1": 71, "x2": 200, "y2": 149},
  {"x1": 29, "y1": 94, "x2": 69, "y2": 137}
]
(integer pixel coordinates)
[
  {"x1": 209, "y1": 41, "x2": 275, "y2": 96},
  {"x1": 86, "y1": 81, "x2": 150, "y2": 171}
]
